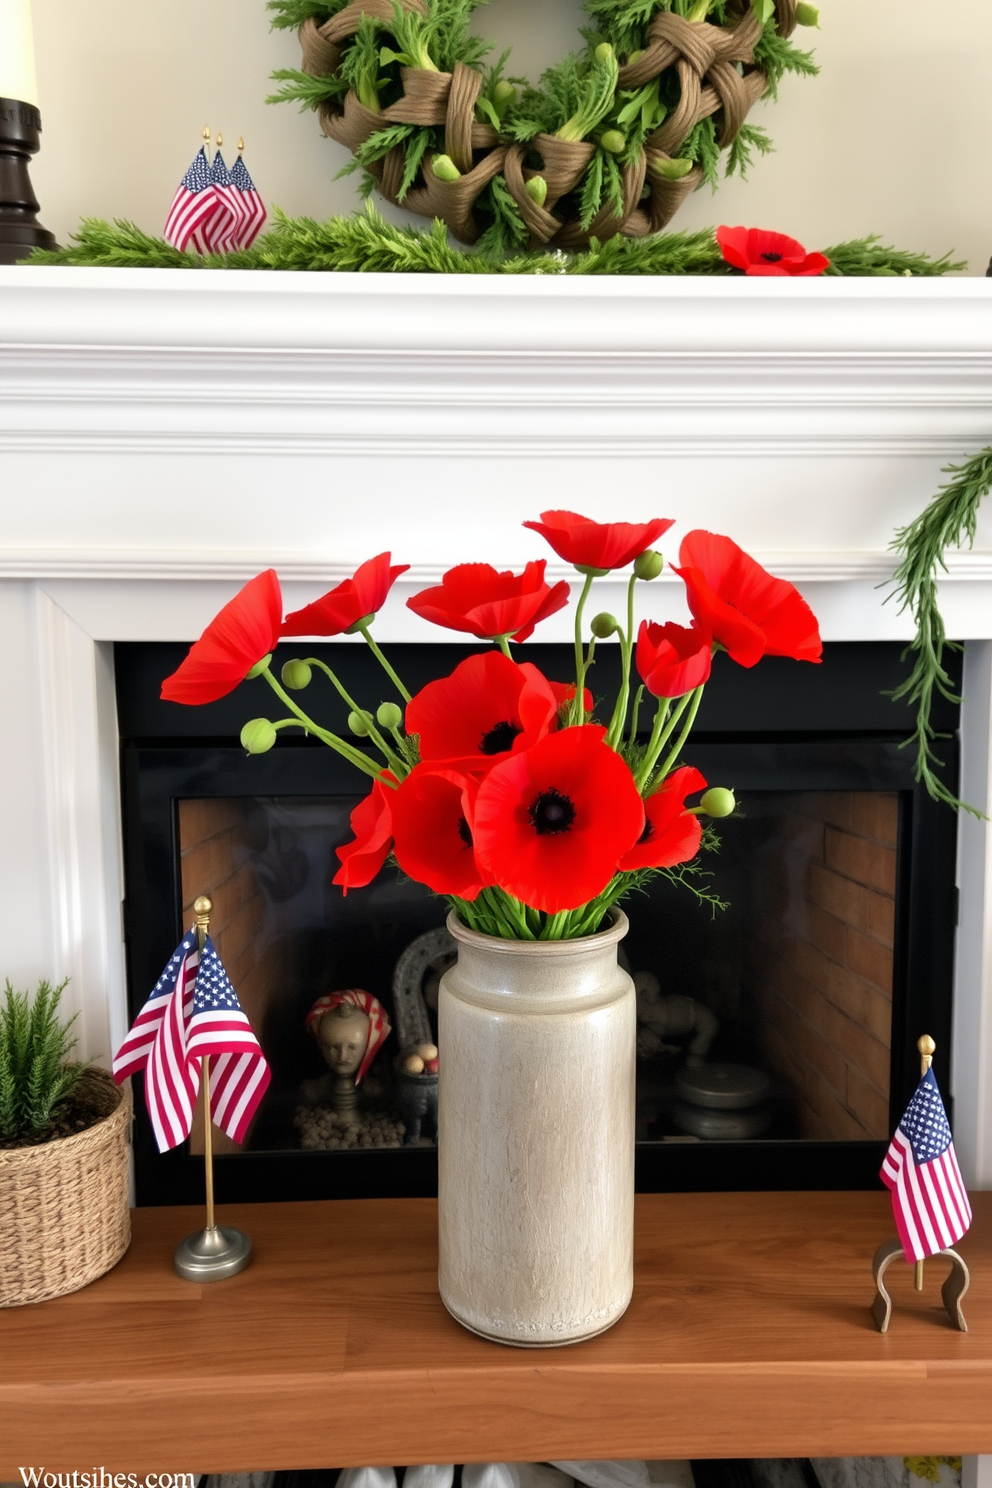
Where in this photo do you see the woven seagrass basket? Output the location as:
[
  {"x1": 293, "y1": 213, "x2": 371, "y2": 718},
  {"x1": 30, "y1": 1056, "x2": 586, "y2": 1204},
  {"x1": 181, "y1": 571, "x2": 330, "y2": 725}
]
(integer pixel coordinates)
[{"x1": 0, "y1": 1067, "x2": 131, "y2": 1307}]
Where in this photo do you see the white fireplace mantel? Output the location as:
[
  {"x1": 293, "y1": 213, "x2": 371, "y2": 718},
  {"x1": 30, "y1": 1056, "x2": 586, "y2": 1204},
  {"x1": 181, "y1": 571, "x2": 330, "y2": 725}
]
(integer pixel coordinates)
[{"x1": 1, "y1": 267, "x2": 991, "y2": 1189}]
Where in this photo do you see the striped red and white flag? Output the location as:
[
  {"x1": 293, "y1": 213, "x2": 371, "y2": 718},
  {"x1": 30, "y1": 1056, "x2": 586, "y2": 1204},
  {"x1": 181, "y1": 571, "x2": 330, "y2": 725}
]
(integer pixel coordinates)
[
  {"x1": 163, "y1": 147, "x2": 221, "y2": 253},
  {"x1": 113, "y1": 929, "x2": 270, "y2": 1153},
  {"x1": 880, "y1": 1066, "x2": 972, "y2": 1263}
]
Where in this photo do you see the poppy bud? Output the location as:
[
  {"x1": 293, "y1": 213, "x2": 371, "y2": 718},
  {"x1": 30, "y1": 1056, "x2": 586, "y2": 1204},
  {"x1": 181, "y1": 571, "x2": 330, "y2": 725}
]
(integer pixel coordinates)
[
  {"x1": 494, "y1": 80, "x2": 516, "y2": 107},
  {"x1": 600, "y1": 129, "x2": 626, "y2": 155},
  {"x1": 348, "y1": 709, "x2": 373, "y2": 737},
  {"x1": 652, "y1": 157, "x2": 694, "y2": 180},
  {"x1": 240, "y1": 718, "x2": 277, "y2": 755},
  {"x1": 246, "y1": 654, "x2": 272, "y2": 680},
  {"x1": 281, "y1": 659, "x2": 312, "y2": 691},
  {"x1": 590, "y1": 612, "x2": 620, "y2": 639},
  {"x1": 525, "y1": 176, "x2": 548, "y2": 208},
  {"x1": 700, "y1": 787, "x2": 736, "y2": 818},
  {"x1": 432, "y1": 154, "x2": 462, "y2": 182},
  {"x1": 376, "y1": 701, "x2": 403, "y2": 730},
  {"x1": 594, "y1": 42, "x2": 613, "y2": 63},
  {"x1": 634, "y1": 549, "x2": 665, "y2": 580},
  {"x1": 796, "y1": 1, "x2": 819, "y2": 23}
]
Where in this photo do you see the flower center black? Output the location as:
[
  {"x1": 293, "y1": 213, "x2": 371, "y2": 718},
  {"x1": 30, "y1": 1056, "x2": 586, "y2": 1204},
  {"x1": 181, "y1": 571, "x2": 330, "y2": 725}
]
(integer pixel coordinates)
[
  {"x1": 529, "y1": 788, "x2": 576, "y2": 836},
  {"x1": 760, "y1": 251, "x2": 783, "y2": 262},
  {"x1": 637, "y1": 818, "x2": 654, "y2": 845},
  {"x1": 457, "y1": 815, "x2": 474, "y2": 848},
  {"x1": 480, "y1": 719, "x2": 522, "y2": 755}
]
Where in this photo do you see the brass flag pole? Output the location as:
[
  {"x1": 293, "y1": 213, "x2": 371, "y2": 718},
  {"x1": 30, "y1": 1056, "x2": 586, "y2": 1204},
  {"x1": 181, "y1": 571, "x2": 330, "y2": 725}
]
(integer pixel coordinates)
[
  {"x1": 173, "y1": 896, "x2": 252, "y2": 1282},
  {"x1": 914, "y1": 1033, "x2": 936, "y2": 1292}
]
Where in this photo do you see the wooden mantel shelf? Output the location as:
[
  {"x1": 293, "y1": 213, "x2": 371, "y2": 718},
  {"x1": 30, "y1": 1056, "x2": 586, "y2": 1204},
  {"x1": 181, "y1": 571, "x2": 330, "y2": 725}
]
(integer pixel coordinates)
[{"x1": 1, "y1": 1192, "x2": 990, "y2": 1473}]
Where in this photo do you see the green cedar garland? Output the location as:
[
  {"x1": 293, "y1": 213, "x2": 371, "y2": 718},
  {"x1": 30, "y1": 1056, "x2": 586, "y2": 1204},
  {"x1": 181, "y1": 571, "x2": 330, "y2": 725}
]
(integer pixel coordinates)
[{"x1": 28, "y1": 211, "x2": 963, "y2": 278}]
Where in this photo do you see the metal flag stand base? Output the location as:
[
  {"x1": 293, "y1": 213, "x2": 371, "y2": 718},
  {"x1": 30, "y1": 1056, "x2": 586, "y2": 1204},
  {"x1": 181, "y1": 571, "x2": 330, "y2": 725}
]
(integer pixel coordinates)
[{"x1": 174, "y1": 896, "x2": 252, "y2": 1284}]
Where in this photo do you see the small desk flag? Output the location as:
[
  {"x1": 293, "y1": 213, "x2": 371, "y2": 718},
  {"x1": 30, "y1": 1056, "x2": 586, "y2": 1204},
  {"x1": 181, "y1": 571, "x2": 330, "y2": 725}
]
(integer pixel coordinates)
[
  {"x1": 163, "y1": 146, "x2": 221, "y2": 253},
  {"x1": 114, "y1": 929, "x2": 270, "y2": 1153},
  {"x1": 880, "y1": 1066, "x2": 972, "y2": 1263}
]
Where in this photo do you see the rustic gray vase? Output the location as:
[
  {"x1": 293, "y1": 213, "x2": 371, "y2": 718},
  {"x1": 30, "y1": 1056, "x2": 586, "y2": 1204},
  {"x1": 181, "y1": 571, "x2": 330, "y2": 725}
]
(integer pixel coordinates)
[{"x1": 437, "y1": 909, "x2": 636, "y2": 1347}]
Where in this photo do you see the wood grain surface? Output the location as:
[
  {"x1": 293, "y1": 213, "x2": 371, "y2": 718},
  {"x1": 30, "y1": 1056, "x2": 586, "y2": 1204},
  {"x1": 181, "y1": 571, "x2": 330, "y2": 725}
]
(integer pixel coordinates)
[{"x1": 0, "y1": 1191, "x2": 989, "y2": 1473}]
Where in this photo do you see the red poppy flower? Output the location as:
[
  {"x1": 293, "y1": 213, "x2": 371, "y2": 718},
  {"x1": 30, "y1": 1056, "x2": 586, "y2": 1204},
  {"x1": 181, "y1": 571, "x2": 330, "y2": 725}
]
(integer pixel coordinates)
[
  {"x1": 618, "y1": 765, "x2": 706, "y2": 872},
  {"x1": 523, "y1": 509, "x2": 675, "y2": 572},
  {"x1": 390, "y1": 767, "x2": 492, "y2": 900},
  {"x1": 332, "y1": 772, "x2": 396, "y2": 894},
  {"x1": 674, "y1": 530, "x2": 822, "y2": 669},
  {"x1": 716, "y1": 226, "x2": 830, "y2": 278},
  {"x1": 405, "y1": 652, "x2": 560, "y2": 774},
  {"x1": 548, "y1": 679, "x2": 594, "y2": 717},
  {"x1": 636, "y1": 621, "x2": 713, "y2": 698},
  {"x1": 472, "y1": 726, "x2": 645, "y2": 913},
  {"x1": 282, "y1": 552, "x2": 410, "y2": 637},
  {"x1": 407, "y1": 561, "x2": 569, "y2": 642},
  {"x1": 161, "y1": 569, "x2": 282, "y2": 706}
]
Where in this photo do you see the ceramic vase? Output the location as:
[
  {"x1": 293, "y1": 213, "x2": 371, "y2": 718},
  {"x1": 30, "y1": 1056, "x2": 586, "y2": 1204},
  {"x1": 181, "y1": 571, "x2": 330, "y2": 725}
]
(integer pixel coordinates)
[{"x1": 437, "y1": 908, "x2": 636, "y2": 1347}]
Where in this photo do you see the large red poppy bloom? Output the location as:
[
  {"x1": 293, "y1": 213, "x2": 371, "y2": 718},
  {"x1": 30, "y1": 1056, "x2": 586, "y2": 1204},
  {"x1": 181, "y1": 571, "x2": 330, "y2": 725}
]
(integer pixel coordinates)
[
  {"x1": 636, "y1": 620, "x2": 713, "y2": 698},
  {"x1": 390, "y1": 766, "x2": 492, "y2": 900},
  {"x1": 405, "y1": 652, "x2": 560, "y2": 773},
  {"x1": 523, "y1": 509, "x2": 675, "y2": 571},
  {"x1": 282, "y1": 552, "x2": 409, "y2": 637},
  {"x1": 618, "y1": 765, "x2": 706, "y2": 872},
  {"x1": 332, "y1": 772, "x2": 396, "y2": 894},
  {"x1": 407, "y1": 561, "x2": 569, "y2": 642},
  {"x1": 674, "y1": 530, "x2": 822, "y2": 669},
  {"x1": 161, "y1": 569, "x2": 283, "y2": 705},
  {"x1": 716, "y1": 225, "x2": 830, "y2": 278},
  {"x1": 473, "y1": 726, "x2": 644, "y2": 913}
]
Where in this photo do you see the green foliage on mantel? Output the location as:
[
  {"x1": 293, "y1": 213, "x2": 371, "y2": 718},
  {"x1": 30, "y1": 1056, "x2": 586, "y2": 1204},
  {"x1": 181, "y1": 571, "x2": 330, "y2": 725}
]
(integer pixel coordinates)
[{"x1": 26, "y1": 208, "x2": 965, "y2": 277}]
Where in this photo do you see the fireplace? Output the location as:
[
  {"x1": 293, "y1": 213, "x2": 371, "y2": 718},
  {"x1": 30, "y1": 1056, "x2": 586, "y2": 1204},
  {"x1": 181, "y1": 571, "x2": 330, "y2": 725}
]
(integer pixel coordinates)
[{"x1": 116, "y1": 637, "x2": 959, "y2": 1204}]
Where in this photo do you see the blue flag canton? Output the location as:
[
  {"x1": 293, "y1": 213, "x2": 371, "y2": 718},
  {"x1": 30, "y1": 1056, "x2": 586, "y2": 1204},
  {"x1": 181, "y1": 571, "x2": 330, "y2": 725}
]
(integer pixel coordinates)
[
  {"x1": 148, "y1": 928, "x2": 197, "y2": 1000},
  {"x1": 901, "y1": 1068, "x2": 953, "y2": 1164},
  {"x1": 182, "y1": 147, "x2": 214, "y2": 194},
  {"x1": 230, "y1": 157, "x2": 256, "y2": 193},
  {"x1": 193, "y1": 937, "x2": 244, "y2": 1014},
  {"x1": 209, "y1": 150, "x2": 232, "y2": 187}
]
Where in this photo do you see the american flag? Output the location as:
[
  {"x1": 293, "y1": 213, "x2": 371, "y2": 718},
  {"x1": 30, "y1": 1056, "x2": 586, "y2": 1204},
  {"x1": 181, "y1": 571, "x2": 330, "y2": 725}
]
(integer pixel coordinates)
[
  {"x1": 230, "y1": 154, "x2": 267, "y2": 248},
  {"x1": 880, "y1": 1067, "x2": 972, "y2": 1263},
  {"x1": 113, "y1": 929, "x2": 270, "y2": 1154},
  {"x1": 163, "y1": 146, "x2": 221, "y2": 253}
]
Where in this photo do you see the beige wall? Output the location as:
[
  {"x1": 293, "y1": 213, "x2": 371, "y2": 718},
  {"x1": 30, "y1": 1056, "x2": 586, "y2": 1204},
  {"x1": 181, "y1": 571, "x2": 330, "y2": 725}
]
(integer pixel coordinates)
[{"x1": 27, "y1": 0, "x2": 992, "y2": 274}]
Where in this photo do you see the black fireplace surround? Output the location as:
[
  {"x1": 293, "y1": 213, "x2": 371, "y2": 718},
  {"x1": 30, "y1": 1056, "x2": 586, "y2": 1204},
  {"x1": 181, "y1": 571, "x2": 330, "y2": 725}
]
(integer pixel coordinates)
[{"x1": 116, "y1": 640, "x2": 960, "y2": 1206}]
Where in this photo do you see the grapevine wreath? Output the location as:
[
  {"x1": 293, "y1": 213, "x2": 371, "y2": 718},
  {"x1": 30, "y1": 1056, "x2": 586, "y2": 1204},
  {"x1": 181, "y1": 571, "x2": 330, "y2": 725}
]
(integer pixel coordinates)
[{"x1": 269, "y1": 0, "x2": 819, "y2": 252}]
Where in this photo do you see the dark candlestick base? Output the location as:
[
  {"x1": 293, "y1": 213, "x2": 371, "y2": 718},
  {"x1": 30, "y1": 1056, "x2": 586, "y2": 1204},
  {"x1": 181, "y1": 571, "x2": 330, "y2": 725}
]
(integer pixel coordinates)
[{"x1": 0, "y1": 97, "x2": 56, "y2": 264}]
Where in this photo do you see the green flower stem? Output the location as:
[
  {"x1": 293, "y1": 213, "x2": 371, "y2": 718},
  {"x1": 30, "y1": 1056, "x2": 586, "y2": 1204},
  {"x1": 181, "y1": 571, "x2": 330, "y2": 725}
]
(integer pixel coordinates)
[
  {"x1": 652, "y1": 684, "x2": 704, "y2": 785},
  {"x1": 304, "y1": 657, "x2": 407, "y2": 777},
  {"x1": 539, "y1": 910, "x2": 569, "y2": 940},
  {"x1": 628, "y1": 683, "x2": 645, "y2": 745},
  {"x1": 634, "y1": 695, "x2": 677, "y2": 791},
  {"x1": 259, "y1": 666, "x2": 381, "y2": 778},
  {"x1": 607, "y1": 574, "x2": 638, "y2": 748},
  {"x1": 355, "y1": 623, "x2": 412, "y2": 703},
  {"x1": 571, "y1": 572, "x2": 597, "y2": 725},
  {"x1": 496, "y1": 634, "x2": 513, "y2": 660}
]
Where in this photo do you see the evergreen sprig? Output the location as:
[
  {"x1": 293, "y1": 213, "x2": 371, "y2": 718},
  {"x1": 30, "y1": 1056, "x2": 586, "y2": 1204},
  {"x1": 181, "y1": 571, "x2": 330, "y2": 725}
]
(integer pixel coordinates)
[
  {"x1": 0, "y1": 978, "x2": 89, "y2": 1143},
  {"x1": 888, "y1": 449, "x2": 992, "y2": 816}
]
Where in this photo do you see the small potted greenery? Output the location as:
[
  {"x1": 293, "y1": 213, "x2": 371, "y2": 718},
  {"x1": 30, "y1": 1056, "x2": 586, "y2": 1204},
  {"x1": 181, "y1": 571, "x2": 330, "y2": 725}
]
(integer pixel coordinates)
[{"x1": 0, "y1": 978, "x2": 131, "y2": 1307}]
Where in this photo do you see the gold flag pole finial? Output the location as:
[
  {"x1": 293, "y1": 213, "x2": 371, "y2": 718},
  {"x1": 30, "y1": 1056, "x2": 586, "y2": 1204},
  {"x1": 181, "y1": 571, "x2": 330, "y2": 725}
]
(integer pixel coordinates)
[
  {"x1": 202, "y1": 124, "x2": 210, "y2": 159},
  {"x1": 216, "y1": 131, "x2": 223, "y2": 150},
  {"x1": 238, "y1": 136, "x2": 245, "y2": 154},
  {"x1": 914, "y1": 1035, "x2": 936, "y2": 1290}
]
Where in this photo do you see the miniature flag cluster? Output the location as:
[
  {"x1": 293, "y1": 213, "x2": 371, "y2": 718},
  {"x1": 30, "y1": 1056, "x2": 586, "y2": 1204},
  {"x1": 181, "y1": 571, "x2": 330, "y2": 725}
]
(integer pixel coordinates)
[
  {"x1": 113, "y1": 928, "x2": 270, "y2": 1152},
  {"x1": 164, "y1": 142, "x2": 267, "y2": 255}
]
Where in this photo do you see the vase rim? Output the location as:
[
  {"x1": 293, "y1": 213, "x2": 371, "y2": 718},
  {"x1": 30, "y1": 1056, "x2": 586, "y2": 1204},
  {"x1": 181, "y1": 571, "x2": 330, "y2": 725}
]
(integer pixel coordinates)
[{"x1": 445, "y1": 906, "x2": 628, "y2": 956}]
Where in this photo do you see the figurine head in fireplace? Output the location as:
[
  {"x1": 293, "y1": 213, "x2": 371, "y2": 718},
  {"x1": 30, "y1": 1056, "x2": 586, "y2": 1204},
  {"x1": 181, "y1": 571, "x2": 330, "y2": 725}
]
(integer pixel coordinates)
[{"x1": 307, "y1": 990, "x2": 392, "y2": 1086}]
